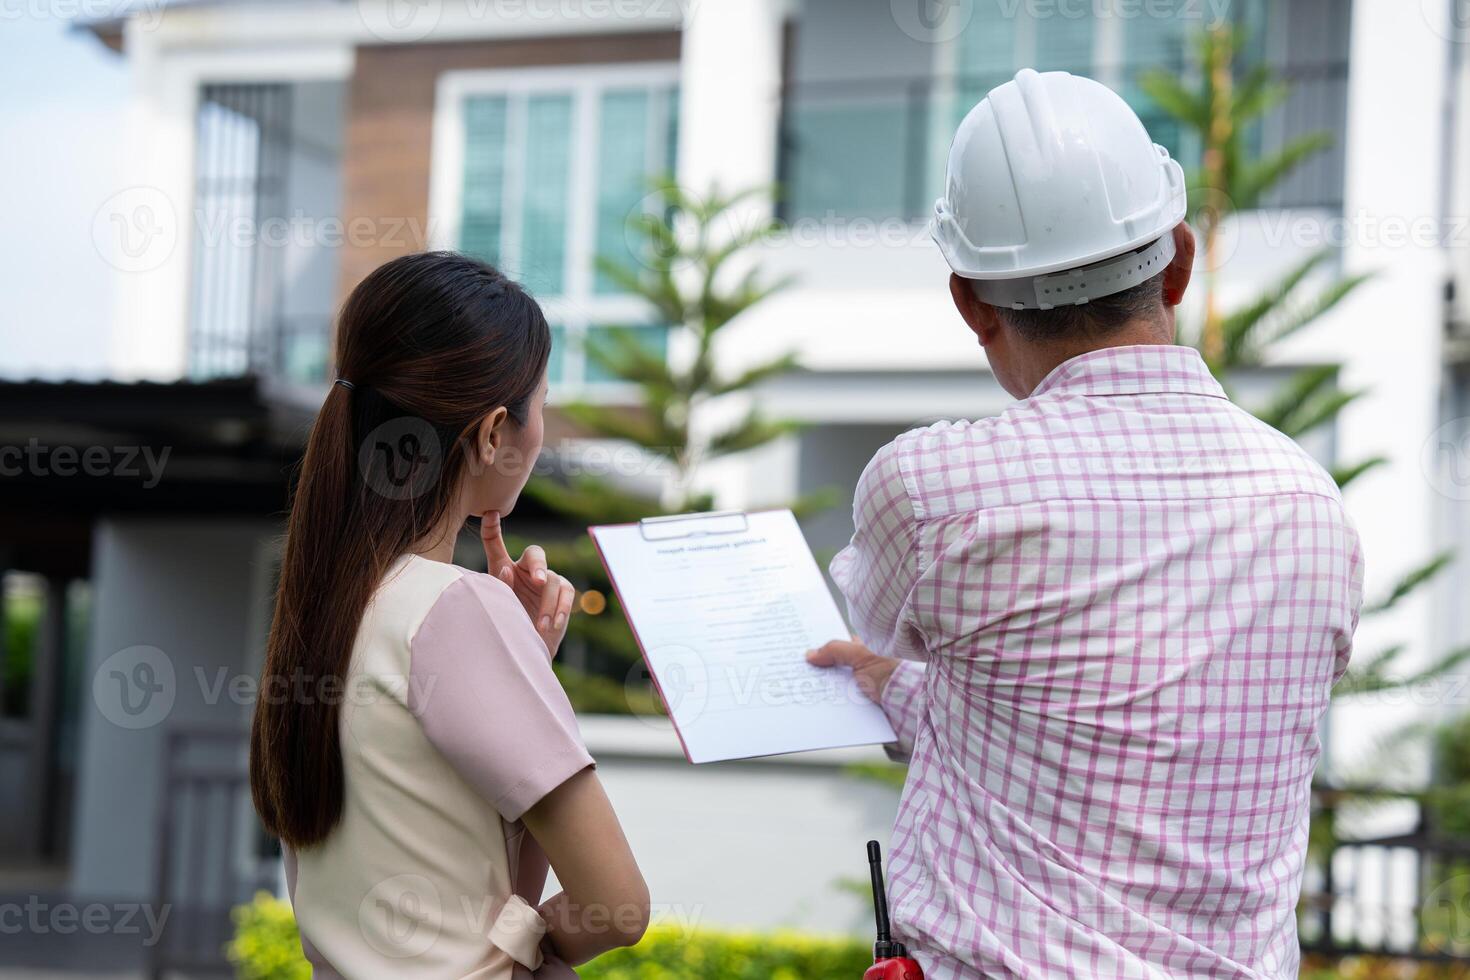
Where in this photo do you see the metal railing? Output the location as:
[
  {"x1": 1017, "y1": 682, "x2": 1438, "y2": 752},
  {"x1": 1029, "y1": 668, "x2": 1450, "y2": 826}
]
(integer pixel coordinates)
[
  {"x1": 776, "y1": 61, "x2": 1350, "y2": 225},
  {"x1": 188, "y1": 83, "x2": 336, "y2": 387},
  {"x1": 1300, "y1": 787, "x2": 1470, "y2": 963},
  {"x1": 147, "y1": 728, "x2": 278, "y2": 979}
]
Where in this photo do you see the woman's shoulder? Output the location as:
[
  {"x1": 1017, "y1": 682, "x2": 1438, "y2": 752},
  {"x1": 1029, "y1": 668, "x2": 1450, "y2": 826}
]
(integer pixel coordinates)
[
  {"x1": 398, "y1": 559, "x2": 547, "y2": 662},
  {"x1": 375, "y1": 556, "x2": 512, "y2": 627},
  {"x1": 416, "y1": 563, "x2": 522, "y2": 629}
]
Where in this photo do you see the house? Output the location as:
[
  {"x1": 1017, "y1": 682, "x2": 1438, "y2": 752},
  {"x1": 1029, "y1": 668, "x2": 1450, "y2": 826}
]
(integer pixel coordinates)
[{"x1": 1, "y1": 0, "x2": 1465, "y2": 972}]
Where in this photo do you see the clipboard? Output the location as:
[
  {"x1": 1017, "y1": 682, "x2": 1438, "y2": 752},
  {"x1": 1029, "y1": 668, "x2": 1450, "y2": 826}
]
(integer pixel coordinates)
[{"x1": 587, "y1": 509, "x2": 897, "y2": 763}]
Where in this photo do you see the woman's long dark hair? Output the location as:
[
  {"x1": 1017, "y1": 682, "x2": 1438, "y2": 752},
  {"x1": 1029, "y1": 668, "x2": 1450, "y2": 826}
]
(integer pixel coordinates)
[{"x1": 250, "y1": 251, "x2": 551, "y2": 848}]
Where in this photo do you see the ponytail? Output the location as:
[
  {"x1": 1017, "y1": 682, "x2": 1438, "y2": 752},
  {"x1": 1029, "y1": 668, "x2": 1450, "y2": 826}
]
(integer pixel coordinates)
[{"x1": 249, "y1": 252, "x2": 550, "y2": 848}]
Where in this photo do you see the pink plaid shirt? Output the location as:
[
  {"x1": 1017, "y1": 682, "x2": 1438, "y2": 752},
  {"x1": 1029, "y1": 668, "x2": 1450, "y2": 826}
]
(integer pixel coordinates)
[{"x1": 831, "y1": 345, "x2": 1363, "y2": 979}]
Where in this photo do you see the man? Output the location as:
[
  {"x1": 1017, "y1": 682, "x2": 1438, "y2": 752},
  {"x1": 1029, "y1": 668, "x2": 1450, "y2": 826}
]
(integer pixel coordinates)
[{"x1": 808, "y1": 69, "x2": 1362, "y2": 979}]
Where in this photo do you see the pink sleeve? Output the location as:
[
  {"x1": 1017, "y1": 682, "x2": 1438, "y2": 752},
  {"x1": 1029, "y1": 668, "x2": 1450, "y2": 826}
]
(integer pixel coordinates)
[
  {"x1": 878, "y1": 660, "x2": 927, "y2": 763},
  {"x1": 830, "y1": 437, "x2": 929, "y2": 662},
  {"x1": 409, "y1": 573, "x2": 594, "y2": 822}
]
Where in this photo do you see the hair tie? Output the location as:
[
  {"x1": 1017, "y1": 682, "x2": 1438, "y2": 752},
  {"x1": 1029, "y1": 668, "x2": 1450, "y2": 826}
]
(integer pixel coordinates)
[{"x1": 333, "y1": 378, "x2": 355, "y2": 391}]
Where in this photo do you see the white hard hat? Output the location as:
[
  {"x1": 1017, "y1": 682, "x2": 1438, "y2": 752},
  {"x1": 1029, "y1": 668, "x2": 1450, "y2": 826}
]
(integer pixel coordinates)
[{"x1": 931, "y1": 68, "x2": 1187, "y2": 310}]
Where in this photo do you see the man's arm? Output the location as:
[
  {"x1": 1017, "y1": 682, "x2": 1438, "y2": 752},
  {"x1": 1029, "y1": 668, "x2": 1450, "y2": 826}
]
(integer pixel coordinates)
[
  {"x1": 828, "y1": 438, "x2": 927, "y2": 660},
  {"x1": 807, "y1": 640, "x2": 926, "y2": 762},
  {"x1": 813, "y1": 438, "x2": 929, "y2": 758}
]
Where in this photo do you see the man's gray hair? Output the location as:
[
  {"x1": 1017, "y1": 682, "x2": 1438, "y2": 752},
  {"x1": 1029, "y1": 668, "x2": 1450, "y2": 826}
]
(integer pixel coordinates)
[{"x1": 980, "y1": 270, "x2": 1167, "y2": 343}]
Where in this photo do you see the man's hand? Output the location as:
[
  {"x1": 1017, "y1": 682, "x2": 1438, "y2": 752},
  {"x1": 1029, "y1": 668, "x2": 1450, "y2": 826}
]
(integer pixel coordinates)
[
  {"x1": 482, "y1": 510, "x2": 575, "y2": 656},
  {"x1": 806, "y1": 639, "x2": 899, "y2": 704}
]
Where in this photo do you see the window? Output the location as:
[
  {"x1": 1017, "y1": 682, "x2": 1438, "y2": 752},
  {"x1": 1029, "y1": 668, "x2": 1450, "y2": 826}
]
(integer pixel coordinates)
[
  {"x1": 780, "y1": 0, "x2": 1348, "y2": 221},
  {"x1": 432, "y1": 64, "x2": 680, "y2": 391}
]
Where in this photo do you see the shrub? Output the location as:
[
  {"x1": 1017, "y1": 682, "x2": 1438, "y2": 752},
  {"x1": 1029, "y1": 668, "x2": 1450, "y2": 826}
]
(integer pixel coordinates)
[
  {"x1": 578, "y1": 926, "x2": 871, "y2": 979},
  {"x1": 226, "y1": 894, "x2": 871, "y2": 979},
  {"x1": 226, "y1": 893, "x2": 311, "y2": 980}
]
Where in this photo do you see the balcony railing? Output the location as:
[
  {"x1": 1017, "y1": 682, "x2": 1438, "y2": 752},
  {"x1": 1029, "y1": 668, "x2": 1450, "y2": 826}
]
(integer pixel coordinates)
[
  {"x1": 1301, "y1": 787, "x2": 1470, "y2": 963},
  {"x1": 188, "y1": 82, "x2": 341, "y2": 387},
  {"x1": 776, "y1": 62, "x2": 1350, "y2": 226}
]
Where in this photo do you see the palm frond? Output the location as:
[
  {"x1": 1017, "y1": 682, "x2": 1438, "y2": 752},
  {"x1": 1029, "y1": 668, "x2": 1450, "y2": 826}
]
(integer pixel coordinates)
[{"x1": 1365, "y1": 552, "x2": 1456, "y2": 615}]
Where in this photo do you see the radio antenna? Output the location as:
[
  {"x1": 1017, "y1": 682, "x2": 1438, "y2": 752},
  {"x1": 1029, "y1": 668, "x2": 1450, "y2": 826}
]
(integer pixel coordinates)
[{"x1": 867, "y1": 840, "x2": 904, "y2": 959}]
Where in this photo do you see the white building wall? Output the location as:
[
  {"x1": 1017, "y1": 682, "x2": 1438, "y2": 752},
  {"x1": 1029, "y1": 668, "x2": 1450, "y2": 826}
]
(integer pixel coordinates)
[
  {"x1": 1312, "y1": 0, "x2": 1452, "y2": 780},
  {"x1": 70, "y1": 519, "x2": 275, "y2": 899},
  {"x1": 581, "y1": 717, "x2": 900, "y2": 936}
]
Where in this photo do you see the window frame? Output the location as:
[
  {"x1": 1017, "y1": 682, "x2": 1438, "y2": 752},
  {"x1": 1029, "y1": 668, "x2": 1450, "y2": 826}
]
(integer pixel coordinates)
[{"x1": 429, "y1": 62, "x2": 681, "y2": 397}]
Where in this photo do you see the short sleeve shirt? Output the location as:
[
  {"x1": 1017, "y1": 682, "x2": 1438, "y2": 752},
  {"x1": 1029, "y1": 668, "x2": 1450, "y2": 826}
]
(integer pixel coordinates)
[{"x1": 287, "y1": 554, "x2": 592, "y2": 979}]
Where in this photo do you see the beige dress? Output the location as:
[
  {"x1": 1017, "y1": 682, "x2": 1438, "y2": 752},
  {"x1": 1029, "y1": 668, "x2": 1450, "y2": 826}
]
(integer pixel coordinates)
[{"x1": 285, "y1": 554, "x2": 593, "y2": 978}]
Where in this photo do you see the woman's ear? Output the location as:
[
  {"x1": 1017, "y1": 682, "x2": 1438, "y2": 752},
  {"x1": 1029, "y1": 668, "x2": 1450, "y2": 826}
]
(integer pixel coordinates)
[{"x1": 474, "y1": 407, "x2": 510, "y2": 467}]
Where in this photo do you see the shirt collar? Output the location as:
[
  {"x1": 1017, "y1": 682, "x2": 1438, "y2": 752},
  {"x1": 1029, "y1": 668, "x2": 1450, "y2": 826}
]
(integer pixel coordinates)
[{"x1": 1028, "y1": 344, "x2": 1228, "y2": 400}]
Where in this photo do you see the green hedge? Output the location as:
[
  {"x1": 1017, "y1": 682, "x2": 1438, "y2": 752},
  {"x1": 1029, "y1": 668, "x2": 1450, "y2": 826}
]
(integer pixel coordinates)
[
  {"x1": 227, "y1": 893, "x2": 871, "y2": 979},
  {"x1": 578, "y1": 926, "x2": 870, "y2": 978},
  {"x1": 227, "y1": 893, "x2": 312, "y2": 980}
]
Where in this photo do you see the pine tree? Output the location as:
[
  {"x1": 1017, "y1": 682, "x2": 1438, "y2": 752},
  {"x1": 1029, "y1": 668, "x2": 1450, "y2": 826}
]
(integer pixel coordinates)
[{"x1": 522, "y1": 181, "x2": 828, "y2": 712}]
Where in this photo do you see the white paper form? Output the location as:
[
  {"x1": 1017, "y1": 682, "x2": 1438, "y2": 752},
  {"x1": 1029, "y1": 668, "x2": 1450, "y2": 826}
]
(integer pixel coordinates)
[{"x1": 589, "y1": 509, "x2": 897, "y2": 763}]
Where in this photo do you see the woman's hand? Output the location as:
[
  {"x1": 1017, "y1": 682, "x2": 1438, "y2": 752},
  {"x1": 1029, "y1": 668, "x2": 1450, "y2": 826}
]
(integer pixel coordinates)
[{"x1": 481, "y1": 511, "x2": 576, "y2": 656}]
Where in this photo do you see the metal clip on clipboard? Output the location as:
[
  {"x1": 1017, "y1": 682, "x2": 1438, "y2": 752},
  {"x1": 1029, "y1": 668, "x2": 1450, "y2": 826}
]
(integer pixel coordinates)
[{"x1": 637, "y1": 510, "x2": 751, "y2": 542}]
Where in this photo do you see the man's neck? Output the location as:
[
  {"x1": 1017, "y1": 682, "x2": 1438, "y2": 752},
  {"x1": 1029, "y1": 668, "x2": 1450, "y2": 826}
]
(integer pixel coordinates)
[{"x1": 1020, "y1": 320, "x2": 1174, "y2": 396}]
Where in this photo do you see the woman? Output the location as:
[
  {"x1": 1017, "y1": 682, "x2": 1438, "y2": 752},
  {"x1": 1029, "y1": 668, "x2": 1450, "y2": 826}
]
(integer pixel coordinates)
[{"x1": 249, "y1": 251, "x2": 649, "y2": 978}]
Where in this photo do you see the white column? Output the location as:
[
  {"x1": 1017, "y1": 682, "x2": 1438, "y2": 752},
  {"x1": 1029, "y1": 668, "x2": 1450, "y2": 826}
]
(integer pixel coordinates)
[
  {"x1": 675, "y1": 0, "x2": 791, "y2": 509},
  {"x1": 1328, "y1": 0, "x2": 1451, "y2": 772},
  {"x1": 675, "y1": 0, "x2": 786, "y2": 210},
  {"x1": 105, "y1": 20, "x2": 196, "y2": 381}
]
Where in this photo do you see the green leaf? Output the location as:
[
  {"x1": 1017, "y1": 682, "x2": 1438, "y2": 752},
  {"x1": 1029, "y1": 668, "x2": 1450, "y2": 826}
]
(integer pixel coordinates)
[
  {"x1": 1364, "y1": 551, "x2": 1455, "y2": 614},
  {"x1": 521, "y1": 474, "x2": 660, "y2": 526},
  {"x1": 1336, "y1": 644, "x2": 1470, "y2": 697},
  {"x1": 709, "y1": 352, "x2": 803, "y2": 397},
  {"x1": 1253, "y1": 363, "x2": 1336, "y2": 432},
  {"x1": 583, "y1": 326, "x2": 680, "y2": 395},
  {"x1": 1330, "y1": 456, "x2": 1387, "y2": 489},
  {"x1": 705, "y1": 413, "x2": 802, "y2": 458},
  {"x1": 1137, "y1": 70, "x2": 1211, "y2": 131},
  {"x1": 1233, "y1": 132, "x2": 1334, "y2": 210},
  {"x1": 1278, "y1": 387, "x2": 1365, "y2": 441},
  {"x1": 1258, "y1": 270, "x2": 1374, "y2": 350},
  {"x1": 1228, "y1": 66, "x2": 1286, "y2": 127},
  {"x1": 1215, "y1": 251, "x2": 1332, "y2": 368},
  {"x1": 555, "y1": 401, "x2": 683, "y2": 457}
]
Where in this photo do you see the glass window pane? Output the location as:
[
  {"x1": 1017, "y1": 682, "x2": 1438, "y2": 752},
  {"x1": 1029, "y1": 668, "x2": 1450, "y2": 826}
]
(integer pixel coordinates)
[
  {"x1": 664, "y1": 86, "x2": 680, "y2": 176},
  {"x1": 1034, "y1": 10, "x2": 1094, "y2": 74},
  {"x1": 594, "y1": 89, "x2": 650, "y2": 294},
  {"x1": 461, "y1": 95, "x2": 508, "y2": 265},
  {"x1": 547, "y1": 323, "x2": 567, "y2": 384},
  {"x1": 786, "y1": 96, "x2": 912, "y2": 220},
  {"x1": 520, "y1": 93, "x2": 573, "y2": 295},
  {"x1": 583, "y1": 324, "x2": 668, "y2": 383},
  {"x1": 1121, "y1": 0, "x2": 1195, "y2": 166}
]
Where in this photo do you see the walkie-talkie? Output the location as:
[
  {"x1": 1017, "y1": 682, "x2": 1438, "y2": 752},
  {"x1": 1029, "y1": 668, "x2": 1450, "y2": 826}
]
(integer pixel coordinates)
[{"x1": 862, "y1": 840, "x2": 924, "y2": 979}]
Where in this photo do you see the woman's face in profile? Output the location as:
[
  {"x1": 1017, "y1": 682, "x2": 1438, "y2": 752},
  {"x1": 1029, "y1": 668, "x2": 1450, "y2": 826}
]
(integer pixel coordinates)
[{"x1": 470, "y1": 369, "x2": 548, "y2": 516}]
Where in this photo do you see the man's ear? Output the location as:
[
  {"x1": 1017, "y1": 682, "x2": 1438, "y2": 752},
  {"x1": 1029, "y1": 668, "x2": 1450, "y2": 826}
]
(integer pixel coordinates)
[
  {"x1": 949, "y1": 273, "x2": 1004, "y2": 347},
  {"x1": 1162, "y1": 222, "x2": 1195, "y2": 307},
  {"x1": 473, "y1": 406, "x2": 510, "y2": 466}
]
